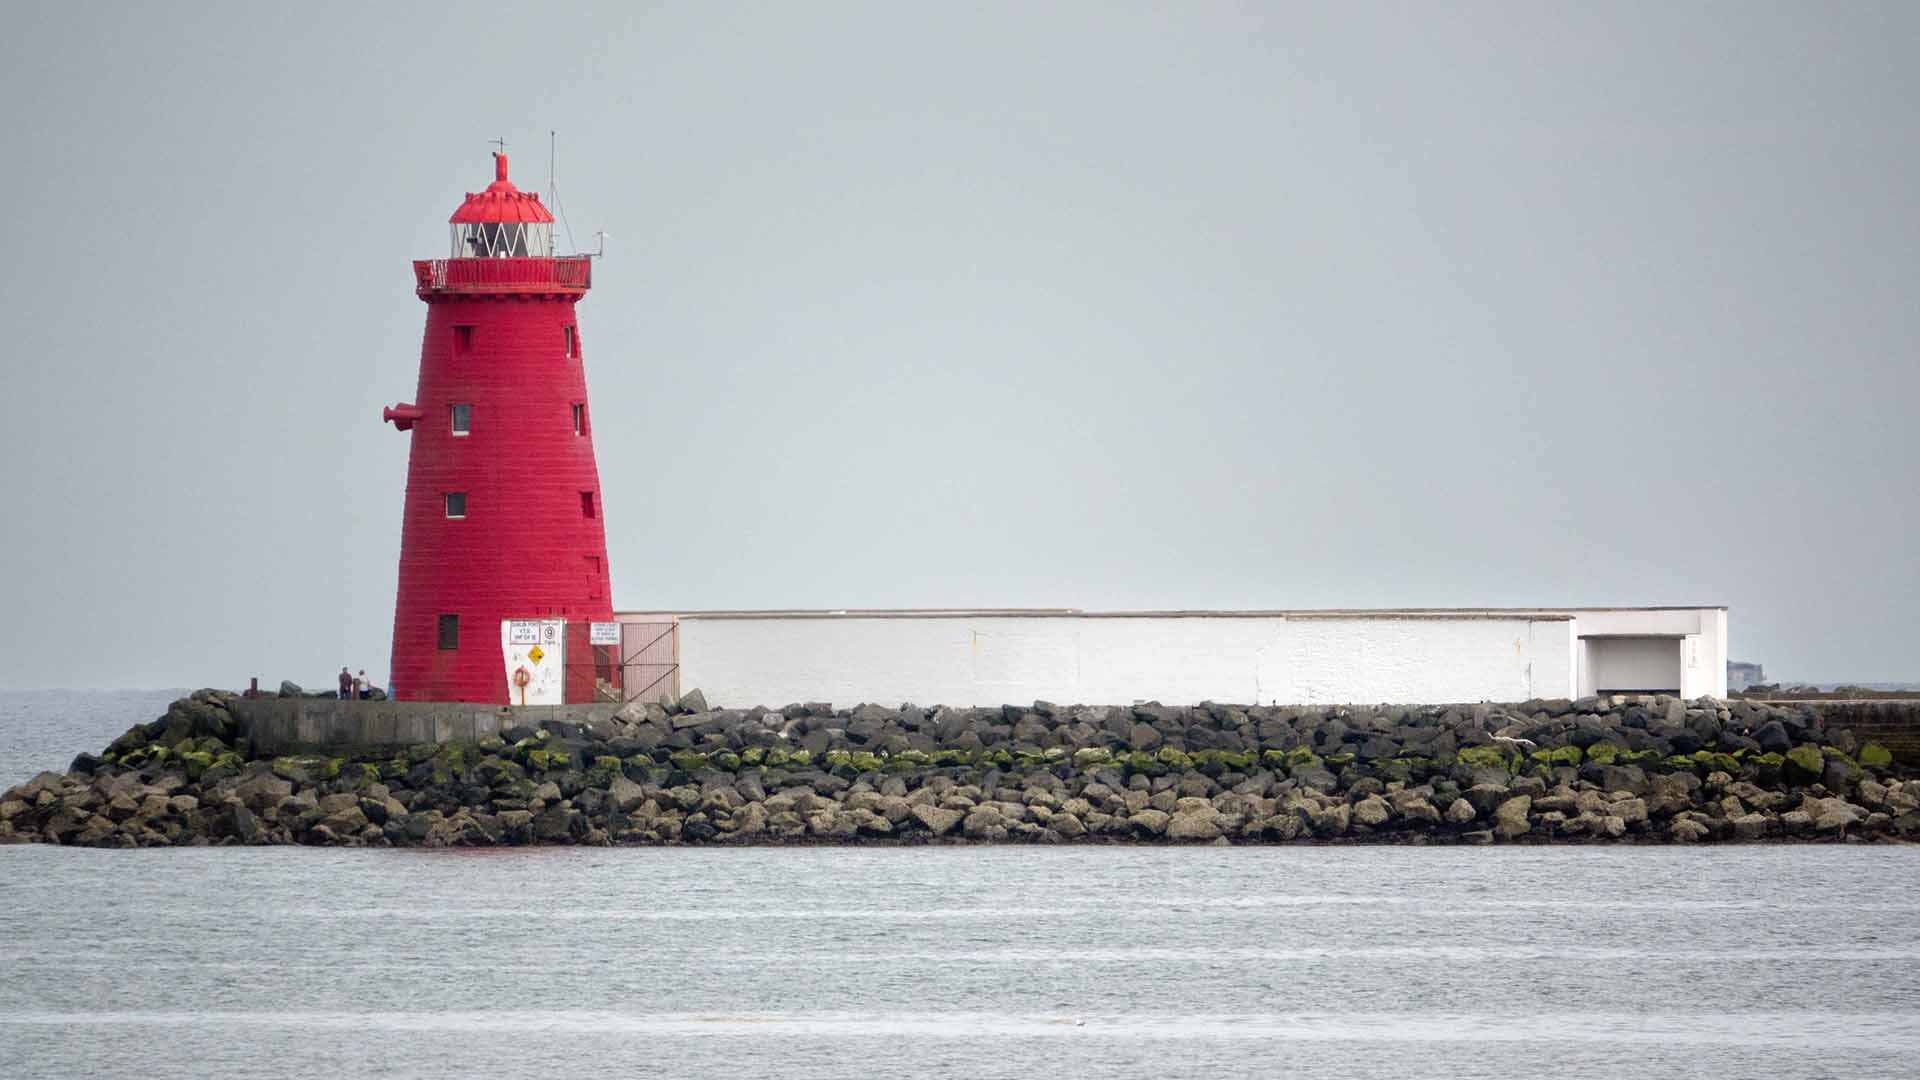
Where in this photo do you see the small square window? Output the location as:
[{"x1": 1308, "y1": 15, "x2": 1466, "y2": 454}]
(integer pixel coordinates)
[
  {"x1": 454, "y1": 325, "x2": 474, "y2": 355},
  {"x1": 571, "y1": 403, "x2": 586, "y2": 435},
  {"x1": 450, "y1": 403, "x2": 471, "y2": 436},
  {"x1": 445, "y1": 492, "x2": 467, "y2": 518},
  {"x1": 437, "y1": 614, "x2": 459, "y2": 650},
  {"x1": 580, "y1": 491, "x2": 596, "y2": 519},
  {"x1": 563, "y1": 325, "x2": 577, "y2": 358}
]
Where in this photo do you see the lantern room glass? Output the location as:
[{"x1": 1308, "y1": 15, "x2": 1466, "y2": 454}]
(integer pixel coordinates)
[{"x1": 451, "y1": 221, "x2": 554, "y2": 258}]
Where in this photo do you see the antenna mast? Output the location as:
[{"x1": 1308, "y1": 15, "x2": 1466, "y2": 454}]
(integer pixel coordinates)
[{"x1": 546, "y1": 129, "x2": 582, "y2": 256}]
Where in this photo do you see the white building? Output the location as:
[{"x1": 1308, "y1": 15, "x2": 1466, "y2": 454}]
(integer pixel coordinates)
[{"x1": 612, "y1": 606, "x2": 1728, "y2": 709}]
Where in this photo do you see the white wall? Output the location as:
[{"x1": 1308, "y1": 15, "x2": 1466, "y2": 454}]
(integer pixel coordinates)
[{"x1": 673, "y1": 613, "x2": 1576, "y2": 708}]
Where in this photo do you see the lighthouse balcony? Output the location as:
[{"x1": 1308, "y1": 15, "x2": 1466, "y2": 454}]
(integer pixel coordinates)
[{"x1": 413, "y1": 256, "x2": 592, "y2": 297}]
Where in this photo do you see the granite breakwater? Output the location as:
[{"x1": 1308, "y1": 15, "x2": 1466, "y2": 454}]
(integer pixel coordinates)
[{"x1": 4, "y1": 690, "x2": 1917, "y2": 847}]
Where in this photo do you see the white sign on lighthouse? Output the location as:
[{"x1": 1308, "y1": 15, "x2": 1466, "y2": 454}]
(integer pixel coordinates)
[{"x1": 501, "y1": 619, "x2": 566, "y2": 705}]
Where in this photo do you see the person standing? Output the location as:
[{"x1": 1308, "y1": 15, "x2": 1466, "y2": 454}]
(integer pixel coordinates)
[
  {"x1": 355, "y1": 670, "x2": 371, "y2": 700},
  {"x1": 338, "y1": 667, "x2": 353, "y2": 700}
]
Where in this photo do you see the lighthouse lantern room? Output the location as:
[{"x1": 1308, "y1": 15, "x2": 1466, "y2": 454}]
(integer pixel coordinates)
[{"x1": 384, "y1": 150, "x2": 614, "y2": 703}]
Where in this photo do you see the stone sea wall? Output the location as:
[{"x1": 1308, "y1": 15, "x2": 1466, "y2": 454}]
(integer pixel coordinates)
[{"x1": 4, "y1": 690, "x2": 1918, "y2": 848}]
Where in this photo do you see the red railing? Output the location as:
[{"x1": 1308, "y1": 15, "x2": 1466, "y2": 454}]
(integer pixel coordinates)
[{"x1": 413, "y1": 257, "x2": 592, "y2": 294}]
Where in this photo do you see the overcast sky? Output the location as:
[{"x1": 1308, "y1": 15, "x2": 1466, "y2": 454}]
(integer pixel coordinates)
[{"x1": 0, "y1": 2, "x2": 1914, "y2": 689}]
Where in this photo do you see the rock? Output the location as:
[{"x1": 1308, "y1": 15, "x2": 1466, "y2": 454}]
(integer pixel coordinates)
[
  {"x1": 1166, "y1": 809, "x2": 1223, "y2": 841},
  {"x1": 1351, "y1": 795, "x2": 1391, "y2": 828},
  {"x1": 1463, "y1": 783, "x2": 1511, "y2": 816},
  {"x1": 219, "y1": 804, "x2": 259, "y2": 843},
  {"x1": 1784, "y1": 744, "x2": 1826, "y2": 782},
  {"x1": 532, "y1": 808, "x2": 581, "y2": 842},
  {"x1": 1304, "y1": 802, "x2": 1349, "y2": 837},
  {"x1": 676, "y1": 689, "x2": 709, "y2": 714},
  {"x1": 278, "y1": 681, "x2": 303, "y2": 697},
  {"x1": 234, "y1": 773, "x2": 294, "y2": 811},
  {"x1": 912, "y1": 805, "x2": 963, "y2": 836},
  {"x1": 1127, "y1": 723, "x2": 1163, "y2": 752},
  {"x1": 1668, "y1": 817, "x2": 1710, "y2": 842},
  {"x1": 1753, "y1": 721, "x2": 1793, "y2": 753},
  {"x1": 1492, "y1": 796, "x2": 1532, "y2": 840},
  {"x1": 1596, "y1": 765, "x2": 1649, "y2": 796},
  {"x1": 1812, "y1": 801, "x2": 1860, "y2": 833},
  {"x1": 608, "y1": 773, "x2": 646, "y2": 813},
  {"x1": 1390, "y1": 791, "x2": 1441, "y2": 823},
  {"x1": 1730, "y1": 812, "x2": 1770, "y2": 840},
  {"x1": 1049, "y1": 812, "x2": 1086, "y2": 838},
  {"x1": 1129, "y1": 809, "x2": 1171, "y2": 836},
  {"x1": 1609, "y1": 797, "x2": 1649, "y2": 826},
  {"x1": 1444, "y1": 799, "x2": 1476, "y2": 824}
]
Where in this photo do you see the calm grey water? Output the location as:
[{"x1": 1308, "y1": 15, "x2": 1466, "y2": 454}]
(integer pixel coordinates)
[
  {"x1": 4, "y1": 695, "x2": 1919, "y2": 1079},
  {"x1": 0, "y1": 689, "x2": 184, "y2": 788}
]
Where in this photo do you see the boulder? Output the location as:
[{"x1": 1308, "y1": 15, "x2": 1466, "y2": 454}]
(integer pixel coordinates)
[
  {"x1": 1444, "y1": 799, "x2": 1476, "y2": 825},
  {"x1": 1303, "y1": 802, "x2": 1349, "y2": 837},
  {"x1": 1668, "y1": 817, "x2": 1710, "y2": 842},
  {"x1": 962, "y1": 807, "x2": 1012, "y2": 839},
  {"x1": 234, "y1": 773, "x2": 294, "y2": 811},
  {"x1": 608, "y1": 773, "x2": 647, "y2": 813},
  {"x1": 1351, "y1": 795, "x2": 1391, "y2": 828},
  {"x1": 219, "y1": 804, "x2": 260, "y2": 843},
  {"x1": 1166, "y1": 809, "x2": 1224, "y2": 841},
  {"x1": 1811, "y1": 800, "x2": 1860, "y2": 834},
  {"x1": 1129, "y1": 809, "x2": 1172, "y2": 836},
  {"x1": 1492, "y1": 796, "x2": 1532, "y2": 840},
  {"x1": 912, "y1": 805, "x2": 962, "y2": 836},
  {"x1": 1784, "y1": 745, "x2": 1826, "y2": 782}
]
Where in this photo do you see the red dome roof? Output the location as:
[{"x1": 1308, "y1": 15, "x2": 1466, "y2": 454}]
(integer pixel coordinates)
[{"x1": 449, "y1": 153, "x2": 554, "y2": 225}]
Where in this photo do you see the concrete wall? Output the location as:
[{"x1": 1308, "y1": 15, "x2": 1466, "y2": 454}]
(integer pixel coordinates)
[
  {"x1": 674, "y1": 612, "x2": 1577, "y2": 708},
  {"x1": 234, "y1": 698, "x2": 620, "y2": 754},
  {"x1": 1586, "y1": 637, "x2": 1683, "y2": 693},
  {"x1": 1566, "y1": 608, "x2": 1728, "y2": 699}
]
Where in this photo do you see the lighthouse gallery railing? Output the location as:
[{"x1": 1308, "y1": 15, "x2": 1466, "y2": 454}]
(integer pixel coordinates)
[{"x1": 413, "y1": 256, "x2": 592, "y2": 294}]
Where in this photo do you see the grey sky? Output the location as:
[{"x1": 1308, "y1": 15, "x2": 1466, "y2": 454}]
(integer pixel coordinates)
[{"x1": 1, "y1": 2, "x2": 1914, "y2": 689}]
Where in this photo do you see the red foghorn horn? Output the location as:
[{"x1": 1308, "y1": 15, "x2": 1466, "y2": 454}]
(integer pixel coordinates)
[{"x1": 383, "y1": 403, "x2": 425, "y2": 431}]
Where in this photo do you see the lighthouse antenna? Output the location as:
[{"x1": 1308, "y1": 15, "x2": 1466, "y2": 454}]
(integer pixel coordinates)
[{"x1": 546, "y1": 128, "x2": 581, "y2": 256}]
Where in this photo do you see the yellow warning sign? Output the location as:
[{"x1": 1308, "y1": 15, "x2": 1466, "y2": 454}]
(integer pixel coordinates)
[{"x1": 527, "y1": 645, "x2": 545, "y2": 664}]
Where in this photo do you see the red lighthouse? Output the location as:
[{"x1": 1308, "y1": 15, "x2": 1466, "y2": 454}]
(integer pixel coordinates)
[{"x1": 384, "y1": 151, "x2": 613, "y2": 702}]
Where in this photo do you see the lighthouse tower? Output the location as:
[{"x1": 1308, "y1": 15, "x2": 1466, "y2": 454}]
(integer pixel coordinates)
[{"x1": 383, "y1": 151, "x2": 613, "y2": 702}]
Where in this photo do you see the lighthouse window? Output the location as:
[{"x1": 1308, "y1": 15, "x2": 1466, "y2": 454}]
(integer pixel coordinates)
[
  {"x1": 454, "y1": 325, "x2": 474, "y2": 355},
  {"x1": 571, "y1": 403, "x2": 587, "y2": 435},
  {"x1": 563, "y1": 325, "x2": 577, "y2": 358},
  {"x1": 450, "y1": 404, "x2": 471, "y2": 436},
  {"x1": 580, "y1": 491, "x2": 597, "y2": 519},
  {"x1": 437, "y1": 614, "x2": 459, "y2": 651},
  {"x1": 445, "y1": 492, "x2": 467, "y2": 518}
]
